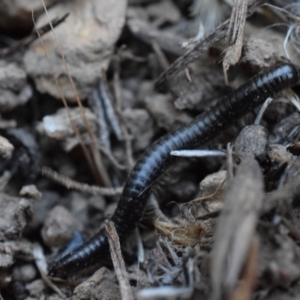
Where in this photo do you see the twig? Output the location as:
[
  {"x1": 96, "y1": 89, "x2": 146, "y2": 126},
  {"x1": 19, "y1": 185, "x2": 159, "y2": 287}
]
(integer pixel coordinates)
[
  {"x1": 105, "y1": 220, "x2": 134, "y2": 300},
  {"x1": 0, "y1": 14, "x2": 69, "y2": 57},
  {"x1": 42, "y1": 166, "x2": 122, "y2": 196}
]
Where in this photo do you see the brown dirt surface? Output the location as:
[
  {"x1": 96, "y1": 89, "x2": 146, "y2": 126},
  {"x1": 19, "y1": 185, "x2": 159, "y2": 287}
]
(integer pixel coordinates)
[{"x1": 2, "y1": 0, "x2": 300, "y2": 299}]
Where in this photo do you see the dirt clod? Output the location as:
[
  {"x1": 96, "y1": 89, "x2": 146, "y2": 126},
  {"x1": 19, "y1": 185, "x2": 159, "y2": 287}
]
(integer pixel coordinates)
[{"x1": 41, "y1": 205, "x2": 82, "y2": 248}]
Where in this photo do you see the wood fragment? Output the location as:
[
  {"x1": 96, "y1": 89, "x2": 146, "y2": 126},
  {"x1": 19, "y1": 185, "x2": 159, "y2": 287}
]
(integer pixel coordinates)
[
  {"x1": 223, "y1": 0, "x2": 248, "y2": 84},
  {"x1": 226, "y1": 143, "x2": 235, "y2": 181},
  {"x1": 105, "y1": 220, "x2": 134, "y2": 300},
  {"x1": 227, "y1": 0, "x2": 246, "y2": 46},
  {"x1": 210, "y1": 156, "x2": 263, "y2": 300},
  {"x1": 230, "y1": 237, "x2": 258, "y2": 300}
]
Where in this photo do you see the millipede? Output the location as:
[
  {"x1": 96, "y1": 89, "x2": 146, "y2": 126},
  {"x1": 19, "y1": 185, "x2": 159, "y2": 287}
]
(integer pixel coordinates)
[{"x1": 49, "y1": 63, "x2": 300, "y2": 277}]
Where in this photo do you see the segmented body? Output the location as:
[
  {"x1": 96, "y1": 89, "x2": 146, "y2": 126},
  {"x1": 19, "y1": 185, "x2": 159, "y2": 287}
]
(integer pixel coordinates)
[{"x1": 49, "y1": 63, "x2": 300, "y2": 276}]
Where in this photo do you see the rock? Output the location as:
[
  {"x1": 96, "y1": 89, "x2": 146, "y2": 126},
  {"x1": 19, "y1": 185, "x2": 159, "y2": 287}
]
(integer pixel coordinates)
[
  {"x1": 0, "y1": 194, "x2": 34, "y2": 240},
  {"x1": 0, "y1": 244, "x2": 13, "y2": 268},
  {"x1": 0, "y1": 62, "x2": 32, "y2": 111},
  {"x1": 145, "y1": 94, "x2": 192, "y2": 131},
  {"x1": 41, "y1": 107, "x2": 97, "y2": 140},
  {"x1": 39, "y1": 107, "x2": 98, "y2": 151},
  {"x1": 234, "y1": 125, "x2": 268, "y2": 158},
  {"x1": 24, "y1": 0, "x2": 127, "y2": 102},
  {"x1": 25, "y1": 279, "x2": 45, "y2": 299},
  {"x1": 89, "y1": 195, "x2": 106, "y2": 212},
  {"x1": 41, "y1": 205, "x2": 82, "y2": 248},
  {"x1": 123, "y1": 108, "x2": 155, "y2": 151},
  {"x1": 13, "y1": 264, "x2": 37, "y2": 282},
  {"x1": 0, "y1": 240, "x2": 35, "y2": 269},
  {"x1": 198, "y1": 170, "x2": 227, "y2": 214},
  {"x1": 20, "y1": 185, "x2": 42, "y2": 200},
  {"x1": 73, "y1": 268, "x2": 121, "y2": 300},
  {"x1": 0, "y1": 135, "x2": 14, "y2": 159}
]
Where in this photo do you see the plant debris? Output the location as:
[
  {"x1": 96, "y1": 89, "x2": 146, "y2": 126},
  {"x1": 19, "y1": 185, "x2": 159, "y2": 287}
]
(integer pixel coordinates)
[{"x1": 2, "y1": 0, "x2": 300, "y2": 299}]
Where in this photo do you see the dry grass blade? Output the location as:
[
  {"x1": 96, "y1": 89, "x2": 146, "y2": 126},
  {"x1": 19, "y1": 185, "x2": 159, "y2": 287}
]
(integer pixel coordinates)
[
  {"x1": 227, "y1": 0, "x2": 247, "y2": 45},
  {"x1": 223, "y1": 0, "x2": 248, "y2": 84},
  {"x1": 155, "y1": 0, "x2": 262, "y2": 89},
  {"x1": 33, "y1": 10, "x2": 103, "y2": 187},
  {"x1": 210, "y1": 156, "x2": 263, "y2": 300},
  {"x1": 40, "y1": 0, "x2": 112, "y2": 187},
  {"x1": 41, "y1": 166, "x2": 123, "y2": 196},
  {"x1": 105, "y1": 220, "x2": 134, "y2": 300}
]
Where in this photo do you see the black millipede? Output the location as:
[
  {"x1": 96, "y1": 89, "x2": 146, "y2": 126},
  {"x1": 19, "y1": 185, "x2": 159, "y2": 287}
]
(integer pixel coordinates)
[{"x1": 48, "y1": 63, "x2": 300, "y2": 277}]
